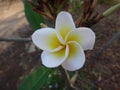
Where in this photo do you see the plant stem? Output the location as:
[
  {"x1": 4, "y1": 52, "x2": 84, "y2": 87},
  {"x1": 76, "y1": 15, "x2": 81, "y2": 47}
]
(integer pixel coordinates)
[
  {"x1": 103, "y1": 3, "x2": 120, "y2": 17},
  {"x1": 59, "y1": 66, "x2": 73, "y2": 90},
  {"x1": 70, "y1": 71, "x2": 79, "y2": 85},
  {"x1": 59, "y1": 66, "x2": 81, "y2": 90}
]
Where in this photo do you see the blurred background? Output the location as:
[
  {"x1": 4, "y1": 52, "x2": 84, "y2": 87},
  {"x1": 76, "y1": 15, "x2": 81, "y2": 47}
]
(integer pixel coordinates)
[{"x1": 0, "y1": 0, "x2": 120, "y2": 90}]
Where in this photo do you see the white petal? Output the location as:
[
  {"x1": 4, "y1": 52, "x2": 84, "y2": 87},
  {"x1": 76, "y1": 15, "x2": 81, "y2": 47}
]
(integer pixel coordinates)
[
  {"x1": 62, "y1": 42, "x2": 85, "y2": 71},
  {"x1": 66, "y1": 27, "x2": 95, "y2": 50},
  {"x1": 55, "y1": 11, "x2": 75, "y2": 40},
  {"x1": 32, "y1": 28, "x2": 63, "y2": 52},
  {"x1": 41, "y1": 45, "x2": 69, "y2": 68}
]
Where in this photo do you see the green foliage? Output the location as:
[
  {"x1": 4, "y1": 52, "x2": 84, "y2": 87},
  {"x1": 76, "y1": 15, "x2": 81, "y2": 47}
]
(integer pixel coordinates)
[
  {"x1": 47, "y1": 70, "x2": 64, "y2": 90},
  {"x1": 99, "y1": 0, "x2": 120, "y2": 4},
  {"x1": 79, "y1": 71, "x2": 86, "y2": 80},
  {"x1": 99, "y1": 0, "x2": 115, "y2": 4},
  {"x1": 18, "y1": 66, "x2": 53, "y2": 90},
  {"x1": 24, "y1": 0, "x2": 44, "y2": 30}
]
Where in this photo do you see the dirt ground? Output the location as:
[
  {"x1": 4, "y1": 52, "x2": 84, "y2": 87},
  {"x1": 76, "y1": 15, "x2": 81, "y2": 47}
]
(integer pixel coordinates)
[
  {"x1": 0, "y1": 0, "x2": 120, "y2": 90},
  {"x1": 0, "y1": 0, "x2": 41, "y2": 90}
]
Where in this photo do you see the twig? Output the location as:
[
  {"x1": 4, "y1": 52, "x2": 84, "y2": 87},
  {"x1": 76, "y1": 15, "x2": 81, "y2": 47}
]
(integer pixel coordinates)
[
  {"x1": 0, "y1": 37, "x2": 32, "y2": 42},
  {"x1": 59, "y1": 66, "x2": 73, "y2": 90},
  {"x1": 59, "y1": 67, "x2": 80, "y2": 90},
  {"x1": 94, "y1": 31, "x2": 120, "y2": 60},
  {"x1": 70, "y1": 71, "x2": 79, "y2": 85},
  {"x1": 89, "y1": 31, "x2": 120, "y2": 68}
]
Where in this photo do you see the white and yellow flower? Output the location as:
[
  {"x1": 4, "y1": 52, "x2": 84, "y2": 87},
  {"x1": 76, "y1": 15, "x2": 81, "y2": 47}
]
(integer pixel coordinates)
[{"x1": 32, "y1": 11, "x2": 95, "y2": 71}]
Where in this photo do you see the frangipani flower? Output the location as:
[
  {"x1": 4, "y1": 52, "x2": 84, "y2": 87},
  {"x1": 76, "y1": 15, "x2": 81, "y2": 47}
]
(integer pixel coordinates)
[{"x1": 32, "y1": 11, "x2": 95, "y2": 71}]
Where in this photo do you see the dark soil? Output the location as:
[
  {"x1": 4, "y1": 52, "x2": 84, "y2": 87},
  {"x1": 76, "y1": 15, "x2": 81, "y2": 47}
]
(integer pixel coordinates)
[{"x1": 0, "y1": 25, "x2": 41, "y2": 90}]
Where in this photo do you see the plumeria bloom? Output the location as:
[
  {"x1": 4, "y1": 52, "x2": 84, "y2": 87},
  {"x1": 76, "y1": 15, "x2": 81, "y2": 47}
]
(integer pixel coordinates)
[{"x1": 32, "y1": 11, "x2": 95, "y2": 71}]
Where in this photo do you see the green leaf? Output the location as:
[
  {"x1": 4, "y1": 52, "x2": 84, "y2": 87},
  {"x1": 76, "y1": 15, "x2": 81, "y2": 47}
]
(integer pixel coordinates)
[
  {"x1": 19, "y1": 66, "x2": 53, "y2": 90},
  {"x1": 24, "y1": 0, "x2": 44, "y2": 30}
]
